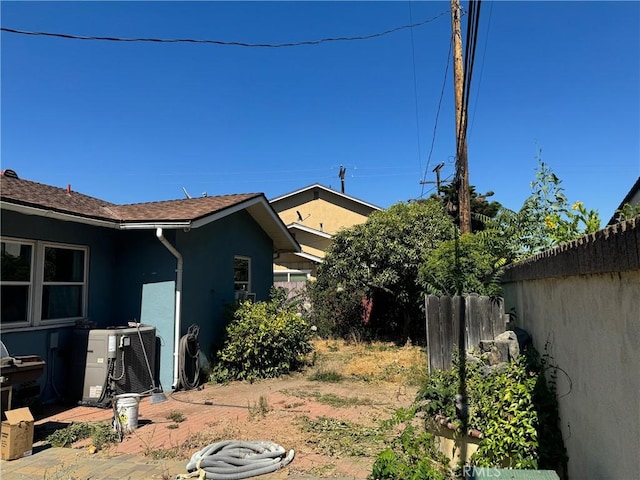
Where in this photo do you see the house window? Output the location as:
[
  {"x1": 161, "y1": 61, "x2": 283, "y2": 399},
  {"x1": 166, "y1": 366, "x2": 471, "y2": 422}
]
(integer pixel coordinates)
[
  {"x1": 1, "y1": 240, "x2": 33, "y2": 325},
  {"x1": 234, "y1": 256, "x2": 251, "y2": 292},
  {"x1": 42, "y1": 246, "x2": 86, "y2": 320},
  {"x1": 1, "y1": 238, "x2": 88, "y2": 329}
]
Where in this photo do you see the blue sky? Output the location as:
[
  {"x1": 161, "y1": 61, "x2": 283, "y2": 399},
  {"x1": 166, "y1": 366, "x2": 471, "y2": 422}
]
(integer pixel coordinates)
[{"x1": 2, "y1": 1, "x2": 639, "y2": 223}]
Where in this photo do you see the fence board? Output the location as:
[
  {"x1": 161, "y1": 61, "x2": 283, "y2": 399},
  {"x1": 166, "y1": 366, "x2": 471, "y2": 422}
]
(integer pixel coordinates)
[
  {"x1": 466, "y1": 294, "x2": 481, "y2": 352},
  {"x1": 491, "y1": 297, "x2": 506, "y2": 336},
  {"x1": 440, "y1": 296, "x2": 454, "y2": 371},
  {"x1": 478, "y1": 296, "x2": 493, "y2": 345},
  {"x1": 425, "y1": 295, "x2": 443, "y2": 373}
]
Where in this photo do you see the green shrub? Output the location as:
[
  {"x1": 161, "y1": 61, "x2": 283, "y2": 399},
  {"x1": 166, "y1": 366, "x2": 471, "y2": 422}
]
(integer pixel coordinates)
[
  {"x1": 414, "y1": 347, "x2": 567, "y2": 471},
  {"x1": 210, "y1": 294, "x2": 314, "y2": 383},
  {"x1": 370, "y1": 425, "x2": 448, "y2": 479}
]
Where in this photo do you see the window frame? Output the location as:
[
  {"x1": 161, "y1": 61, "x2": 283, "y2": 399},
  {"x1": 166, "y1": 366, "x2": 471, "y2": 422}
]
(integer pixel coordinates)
[
  {"x1": 273, "y1": 269, "x2": 311, "y2": 282},
  {"x1": 1, "y1": 238, "x2": 35, "y2": 328},
  {"x1": 39, "y1": 242, "x2": 89, "y2": 325},
  {"x1": 233, "y1": 255, "x2": 251, "y2": 293},
  {"x1": 1, "y1": 237, "x2": 89, "y2": 330}
]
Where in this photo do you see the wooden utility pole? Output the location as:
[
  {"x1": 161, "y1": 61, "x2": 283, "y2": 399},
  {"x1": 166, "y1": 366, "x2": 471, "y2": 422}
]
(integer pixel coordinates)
[{"x1": 450, "y1": 0, "x2": 472, "y2": 234}]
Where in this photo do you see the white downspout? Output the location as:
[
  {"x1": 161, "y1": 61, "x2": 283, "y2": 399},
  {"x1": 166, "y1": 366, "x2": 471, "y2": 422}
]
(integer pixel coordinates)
[{"x1": 156, "y1": 228, "x2": 183, "y2": 390}]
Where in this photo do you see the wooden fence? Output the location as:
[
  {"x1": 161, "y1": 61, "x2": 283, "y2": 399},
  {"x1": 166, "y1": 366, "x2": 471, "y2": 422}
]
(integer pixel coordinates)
[{"x1": 425, "y1": 294, "x2": 508, "y2": 372}]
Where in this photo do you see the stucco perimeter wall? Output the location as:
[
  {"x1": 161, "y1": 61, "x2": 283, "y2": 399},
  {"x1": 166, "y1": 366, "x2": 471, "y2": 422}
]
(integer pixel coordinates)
[{"x1": 502, "y1": 219, "x2": 640, "y2": 480}]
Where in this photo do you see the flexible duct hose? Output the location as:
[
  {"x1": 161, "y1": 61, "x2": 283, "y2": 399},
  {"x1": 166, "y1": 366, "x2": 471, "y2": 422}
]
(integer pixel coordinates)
[
  {"x1": 177, "y1": 324, "x2": 201, "y2": 390},
  {"x1": 179, "y1": 441, "x2": 295, "y2": 480}
]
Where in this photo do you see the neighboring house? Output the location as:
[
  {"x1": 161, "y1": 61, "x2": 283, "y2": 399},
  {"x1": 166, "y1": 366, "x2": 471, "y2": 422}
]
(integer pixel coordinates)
[
  {"x1": 269, "y1": 184, "x2": 381, "y2": 282},
  {"x1": 607, "y1": 176, "x2": 640, "y2": 225},
  {"x1": 0, "y1": 171, "x2": 299, "y2": 404}
]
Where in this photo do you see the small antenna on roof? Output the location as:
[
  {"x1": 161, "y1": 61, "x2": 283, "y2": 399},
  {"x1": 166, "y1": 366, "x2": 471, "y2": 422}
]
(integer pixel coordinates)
[
  {"x1": 338, "y1": 165, "x2": 346, "y2": 193},
  {"x1": 182, "y1": 187, "x2": 192, "y2": 199}
]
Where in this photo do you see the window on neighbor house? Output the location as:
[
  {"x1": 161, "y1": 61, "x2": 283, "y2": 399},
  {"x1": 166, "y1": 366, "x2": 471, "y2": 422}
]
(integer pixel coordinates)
[
  {"x1": 234, "y1": 256, "x2": 251, "y2": 292},
  {"x1": 1, "y1": 238, "x2": 88, "y2": 329},
  {"x1": 273, "y1": 270, "x2": 310, "y2": 282}
]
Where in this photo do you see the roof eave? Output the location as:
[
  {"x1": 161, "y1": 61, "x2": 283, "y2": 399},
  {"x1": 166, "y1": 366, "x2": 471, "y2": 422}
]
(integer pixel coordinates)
[
  {"x1": 270, "y1": 183, "x2": 382, "y2": 211},
  {"x1": 1, "y1": 201, "x2": 120, "y2": 229}
]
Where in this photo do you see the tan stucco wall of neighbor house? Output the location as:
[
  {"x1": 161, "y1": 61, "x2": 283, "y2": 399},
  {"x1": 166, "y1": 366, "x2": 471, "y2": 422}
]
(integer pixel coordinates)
[
  {"x1": 271, "y1": 185, "x2": 380, "y2": 281},
  {"x1": 502, "y1": 220, "x2": 640, "y2": 480},
  {"x1": 278, "y1": 198, "x2": 370, "y2": 235}
]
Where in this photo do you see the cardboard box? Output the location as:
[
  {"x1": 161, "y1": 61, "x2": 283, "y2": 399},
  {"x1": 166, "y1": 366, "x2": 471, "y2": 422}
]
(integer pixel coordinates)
[{"x1": 1, "y1": 407, "x2": 34, "y2": 461}]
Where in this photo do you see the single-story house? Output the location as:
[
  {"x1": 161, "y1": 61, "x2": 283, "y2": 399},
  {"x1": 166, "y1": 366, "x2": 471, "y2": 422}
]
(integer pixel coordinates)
[{"x1": 0, "y1": 170, "x2": 299, "y2": 406}]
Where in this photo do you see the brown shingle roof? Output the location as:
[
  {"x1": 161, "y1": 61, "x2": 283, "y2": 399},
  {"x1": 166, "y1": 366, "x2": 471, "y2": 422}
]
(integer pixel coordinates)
[
  {"x1": 111, "y1": 195, "x2": 262, "y2": 222},
  {"x1": 1, "y1": 175, "x2": 261, "y2": 223},
  {"x1": 1, "y1": 175, "x2": 118, "y2": 221}
]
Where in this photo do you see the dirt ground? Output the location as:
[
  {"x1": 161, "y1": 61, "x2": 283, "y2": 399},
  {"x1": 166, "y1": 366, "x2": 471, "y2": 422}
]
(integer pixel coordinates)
[{"x1": 133, "y1": 340, "x2": 424, "y2": 478}]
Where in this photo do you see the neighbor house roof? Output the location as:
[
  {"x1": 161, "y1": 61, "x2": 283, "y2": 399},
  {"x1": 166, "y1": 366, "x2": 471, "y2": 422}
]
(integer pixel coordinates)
[
  {"x1": 0, "y1": 173, "x2": 299, "y2": 253},
  {"x1": 270, "y1": 183, "x2": 381, "y2": 211},
  {"x1": 608, "y1": 176, "x2": 640, "y2": 225}
]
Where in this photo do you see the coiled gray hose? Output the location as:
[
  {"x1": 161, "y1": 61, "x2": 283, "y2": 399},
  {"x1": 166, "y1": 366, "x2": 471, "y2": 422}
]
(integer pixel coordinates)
[{"x1": 180, "y1": 440, "x2": 295, "y2": 479}]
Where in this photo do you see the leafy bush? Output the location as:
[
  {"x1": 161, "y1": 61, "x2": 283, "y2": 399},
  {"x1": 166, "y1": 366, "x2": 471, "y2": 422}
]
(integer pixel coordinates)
[
  {"x1": 370, "y1": 425, "x2": 449, "y2": 480},
  {"x1": 414, "y1": 347, "x2": 567, "y2": 471},
  {"x1": 210, "y1": 293, "x2": 314, "y2": 382},
  {"x1": 309, "y1": 199, "x2": 456, "y2": 342}
]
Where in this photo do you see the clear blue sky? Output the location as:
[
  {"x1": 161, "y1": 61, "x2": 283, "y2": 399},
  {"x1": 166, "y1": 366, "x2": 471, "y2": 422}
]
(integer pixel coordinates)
[{"x1": 2, "y1": 1, "x2": 639, "y2": 223}]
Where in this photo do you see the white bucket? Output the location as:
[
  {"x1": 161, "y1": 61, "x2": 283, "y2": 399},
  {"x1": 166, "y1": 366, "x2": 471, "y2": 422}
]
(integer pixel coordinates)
[{"x1": 115, "y1": 393, "x2": 141, "y2": 433}]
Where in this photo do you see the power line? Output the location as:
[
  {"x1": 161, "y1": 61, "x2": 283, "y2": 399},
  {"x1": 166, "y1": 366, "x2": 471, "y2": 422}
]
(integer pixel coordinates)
[
  {"x1": 469, "y1": 0, "x2": 493, "y2": 140},
  {"x1": 420, "y1": 36, "x2": 453, "y2": 198},
  {"x1": 408, "y1": 1, "x2": 423, "y2": 182},
  {"x1": 0, "y1": 10, "x2": 450, "y2": 48},
  {"x1": 459, "y1": 0, "x2": 482, "y2": 148}
]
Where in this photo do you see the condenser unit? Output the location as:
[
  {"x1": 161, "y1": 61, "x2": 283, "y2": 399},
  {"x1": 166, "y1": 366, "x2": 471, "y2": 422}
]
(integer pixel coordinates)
[{"x1": 78, "y1": 325, "x2": 156, "y2": 403}]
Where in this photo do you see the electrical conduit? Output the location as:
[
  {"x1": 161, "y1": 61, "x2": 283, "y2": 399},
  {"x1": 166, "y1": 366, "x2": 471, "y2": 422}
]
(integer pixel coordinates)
[{"x1": 155, "y1": 228, "x2": 183, "y2": 390}]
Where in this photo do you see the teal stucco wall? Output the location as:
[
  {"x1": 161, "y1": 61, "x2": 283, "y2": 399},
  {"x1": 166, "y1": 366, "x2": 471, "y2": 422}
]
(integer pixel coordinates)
[
  {"x1": 1, "y1": 208, "x2": 274, "y2": 404},
  {"x1": 0, "y1": 210, "x2": 119, "y2": 404},
  {"x1": 176, "y1": 210, "x2": 274, "y2": 360}
]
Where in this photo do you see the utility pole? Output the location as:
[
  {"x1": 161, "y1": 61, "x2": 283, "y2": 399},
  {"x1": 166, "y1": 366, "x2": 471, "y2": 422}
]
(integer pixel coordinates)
[
  {"x1": 450, "y1": 0, "x2": 471, "y2": 234},
  {"x1": 419, "y1": 162, "x2": 445, "y2": 195}
]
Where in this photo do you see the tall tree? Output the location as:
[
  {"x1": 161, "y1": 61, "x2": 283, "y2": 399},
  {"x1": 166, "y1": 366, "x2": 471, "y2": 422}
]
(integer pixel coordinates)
[{"x1": 309, "y1": 199, "x2": 455, "y2": 341}]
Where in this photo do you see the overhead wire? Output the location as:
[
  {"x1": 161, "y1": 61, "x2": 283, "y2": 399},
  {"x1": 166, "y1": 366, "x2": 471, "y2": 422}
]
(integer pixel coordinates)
[
  {"x1": 408, "y1": 1, "x2": 423, "y2": 183},
  {"x1": 0, "y1": 10, "x2": 450, "y2": 48},
  {"x1": 420, "y1": 35, "x2": 453, "y2": 198},
  {"x1": 459, "y1": 0, "x2": 482, "y2": 150},
  {"x1": 469, "y1": 0, "x2": 493, "y2": 139}
]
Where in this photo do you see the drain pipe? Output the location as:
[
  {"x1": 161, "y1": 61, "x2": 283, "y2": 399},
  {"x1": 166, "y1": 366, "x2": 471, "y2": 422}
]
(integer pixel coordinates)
[{"x1": 156, "y1": 228, "x2": 183, "y2": 390}]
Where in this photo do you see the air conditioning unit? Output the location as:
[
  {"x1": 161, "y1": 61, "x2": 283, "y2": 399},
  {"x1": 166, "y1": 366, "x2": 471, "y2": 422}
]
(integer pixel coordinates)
[{"x1": 78, "y1": 325, "x2": 156, "y2": 403}]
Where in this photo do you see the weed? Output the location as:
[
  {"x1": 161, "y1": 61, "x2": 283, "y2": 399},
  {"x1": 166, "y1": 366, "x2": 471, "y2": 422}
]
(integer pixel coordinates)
[
  {"x1": 248, "y1": 395, "x2": 270, "y2": 419},
  {"x1": 287, "y1": 389, "x2": 374, "y2": 407},
  {"x1": 326, "y1": 341, "x2": 340, "y2": 352},
  {"x1": 298, "y1": 416, "x2": 388, "y2": 457},
  {"x1": 316, "y1": 393, "x2": 374, "y2": 407},
  {"x1": 308, "y1": 369, "x2": 344, "y2": 383},
  {"x1": 166, "y1": 410, "x2": 186, "y2": 423},
  {"x1": 166, "y1": 423, "x2": 179, "y2": 430},
  {"x1": 46, "y1": 421, "x2": 118, "y2": 449}
]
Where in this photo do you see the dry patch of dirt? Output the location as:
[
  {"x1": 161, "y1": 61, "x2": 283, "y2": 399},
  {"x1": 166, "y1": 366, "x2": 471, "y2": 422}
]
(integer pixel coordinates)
[{"x1": 140, "y1": 340, "x2": 427, "y2": 478}]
